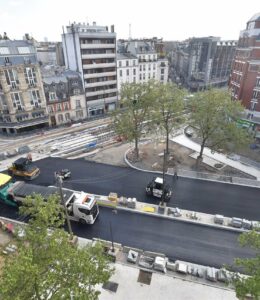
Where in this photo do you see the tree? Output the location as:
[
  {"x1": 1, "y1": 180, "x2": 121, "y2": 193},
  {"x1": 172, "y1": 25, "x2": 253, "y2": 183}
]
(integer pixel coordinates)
[
  {"x1": 233, "y1": 230, "x2": 260, "y2": 299},
  {"x1": 152, "y1": 82, "x2": 185, "y2": 154},
  {"x1": 190, "y1": 89, "x2": 252, "y2": 161},
  {"x1": 113, "y1": 81, "x2": 156, "y2": 159},
  {"x1": 0, "y1": 194, "x2": 113, "y2": 300}
]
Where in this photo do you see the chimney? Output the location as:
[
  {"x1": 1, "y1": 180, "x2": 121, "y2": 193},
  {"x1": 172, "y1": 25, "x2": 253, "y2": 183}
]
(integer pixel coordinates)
[{"x1": 111, "y1": 25, "x2": 114, "y2": 33}]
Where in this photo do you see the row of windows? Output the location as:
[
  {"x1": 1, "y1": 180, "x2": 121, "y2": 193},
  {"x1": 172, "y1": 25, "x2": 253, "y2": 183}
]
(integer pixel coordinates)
[
  {"x1": 81, "y1": 49, "x2": 115, "y2": 55},
  {"x1": 10, "y1": 90, "x2": 42, "y2": 110},
  {"x1": 4, "y1": 67, "x2": 37, "y2": 87},
  {"x1": 80, "y1": 38, "x2": 115, "y2": 45},
  {"x1": 118, "y1": 60, "x2": 137, "y2": 67},
  {"x1": 86, "y1": 84, "x2": 117, "y2": 93},
  {"x1": 86, "y1": 92, "x2": 117, "y2": 101},
  {"x1": 86, "y1": 76, "x2": 116, "y2": 84},
  {"x1": 83, "y1": 67, "x2": 116, "y2": 75}
]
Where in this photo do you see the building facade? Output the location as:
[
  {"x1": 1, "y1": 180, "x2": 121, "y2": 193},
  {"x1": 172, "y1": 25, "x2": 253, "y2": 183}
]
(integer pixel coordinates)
[
  {"x1": 42, "y1": 67, "x2": 86, "y2": 126},
  {"x1": 229, "y1": 13, "x2": 260, "y2": 114},
  {"x1": 62, "y1": 22, "x2": 117, "y2": 116},
  {"x1": 0, "y1": 38, "x2": 49, "y2": 134},
  {"x1": 171, "y1": 38, "x2": 236, "y2": 91},
  {"x1": 36, "y1": 41, "x2": 65, "y2": 66},
  {"x1": 187, "y1": 37, "x2": 237, "y2": 91},
  {"x1": 117, "y1": 39, "x2": 169, "y2": 95}
]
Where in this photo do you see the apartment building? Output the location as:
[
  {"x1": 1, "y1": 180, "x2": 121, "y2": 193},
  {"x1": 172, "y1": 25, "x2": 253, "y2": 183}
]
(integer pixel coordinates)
[
  {"x1": 117, "y1": 39, "x2": 169, "y2": 95},
  {"x1": 0, "y1": 37, "x2": 48, "y2": 135},
  {"x1": 229, "y1": 13, "x2": 260, "y2": 113},
  {"x1": 42, "y1": 67, "x2": 86, "y2": 126},
  {"x1": 62, "y1": 22, "x2": 117, "y2": 116}
]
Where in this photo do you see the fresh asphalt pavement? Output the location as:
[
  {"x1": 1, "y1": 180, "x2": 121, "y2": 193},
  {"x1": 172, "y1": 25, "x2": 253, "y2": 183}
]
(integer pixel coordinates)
[
  {"x1": 0, "y1": 203, "x2": 254, "y2": 269},
  {"x1": 31, "y1": 157, "x2": 260, "y2": 220}
]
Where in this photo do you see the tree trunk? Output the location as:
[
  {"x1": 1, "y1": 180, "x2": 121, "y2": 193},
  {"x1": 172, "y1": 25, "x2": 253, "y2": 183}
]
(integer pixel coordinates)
[
  {"x1": 198, "y1": 140, "x2": 206, "y2": 159},
  {"x1": 166, "y1": 127, "x2": 169, "y2": 155},
  {"x1": 196, "y1": 139, "x2": 206, "y2": 169},
  {"x1": 134, "y1": 137, "x2": 139, "y2": 159}
]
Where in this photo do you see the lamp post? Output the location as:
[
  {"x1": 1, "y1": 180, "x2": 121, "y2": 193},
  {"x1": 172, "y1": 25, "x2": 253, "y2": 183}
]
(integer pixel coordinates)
[
  {"x1": 57, "y1": 175, "x2": 73, "y2": 241},
  {"x1": 109, "y1": 209, "x2": 117, "y2": 253}
]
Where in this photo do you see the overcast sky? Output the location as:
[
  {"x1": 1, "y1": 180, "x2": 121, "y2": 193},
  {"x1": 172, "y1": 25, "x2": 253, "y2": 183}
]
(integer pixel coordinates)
[{"x1": 0, "y1": 0, "x2": 259, "y2": 42}]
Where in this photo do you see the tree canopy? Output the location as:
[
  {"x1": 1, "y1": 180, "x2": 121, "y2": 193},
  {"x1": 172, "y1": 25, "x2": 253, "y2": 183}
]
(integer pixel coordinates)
[
  {"x1": 233, "y1": 230, "x2": 260, "y2": 299},
  {"x1": 152, "y1": 82, "x2": 185, "y2": 154},
  {"x1": 113, "y1": 81, "x2": 156, "y2": 158},
  {"x1": 190, "y1": 89, "x2": 252, "y2": 160},
  {"x1": 0, "y1": 194, "x2": 113, "y2": 300}
]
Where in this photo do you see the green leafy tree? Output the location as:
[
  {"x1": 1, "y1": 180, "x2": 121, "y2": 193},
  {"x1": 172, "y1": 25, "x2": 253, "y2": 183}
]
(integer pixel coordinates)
[
  {"x1": 0, "y1": 194, "x2": 113, "y2": 300},
  {"x1": 152, "y1": 82, "x2": 185, "y2": 154},
  {"x1": 190, "y1": 89, "x2": 252, "y2": 161},
  {"x1": 113, "y1": 81, "x2": 156, "y2": 159},
  {"x1": 233, "y1": 230, "x2": 260, "y2": 299}
]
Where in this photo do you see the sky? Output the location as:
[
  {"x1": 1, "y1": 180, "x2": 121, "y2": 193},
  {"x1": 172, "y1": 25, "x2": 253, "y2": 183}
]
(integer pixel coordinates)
[{"x1": 0, "y1": 0, "x2": 259, "y2": 42}]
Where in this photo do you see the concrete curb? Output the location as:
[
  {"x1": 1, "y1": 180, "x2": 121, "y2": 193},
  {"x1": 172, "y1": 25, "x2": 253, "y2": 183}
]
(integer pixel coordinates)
[
  {"x1": 124, "y1": 148, "x2": 260, "y2": 189},
  {"x1": 100, "y1": 204, "x2": 249, "y2": 234}
]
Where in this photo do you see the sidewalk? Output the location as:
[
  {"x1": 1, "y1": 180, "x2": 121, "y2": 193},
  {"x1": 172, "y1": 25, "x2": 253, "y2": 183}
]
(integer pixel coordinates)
[{"x1": 171, "y1": 134, "x2": 260, "y2": 180}]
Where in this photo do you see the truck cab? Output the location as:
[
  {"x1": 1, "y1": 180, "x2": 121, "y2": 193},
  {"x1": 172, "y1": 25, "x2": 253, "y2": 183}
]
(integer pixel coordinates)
[
  {"x1": 65, "y1": 190, "x2": 99, "y2": 225},
  {"x1": 146, "y1": 177, "x2": 172, "y2": 202}
]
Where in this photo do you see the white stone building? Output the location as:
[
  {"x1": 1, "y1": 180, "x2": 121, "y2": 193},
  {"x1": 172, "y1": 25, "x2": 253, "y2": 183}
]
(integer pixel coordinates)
[{"x1": 116, "y1": 39, "x2": 169, "y2": 98}]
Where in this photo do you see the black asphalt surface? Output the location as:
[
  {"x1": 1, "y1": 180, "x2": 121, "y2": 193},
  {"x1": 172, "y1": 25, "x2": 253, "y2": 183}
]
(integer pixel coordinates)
[
  {"x1": 31, "y1": 157, "x2": 260, "y2": 220},
  {"x1": 0, "y1": 203, "x2": 254, "y2": 269}
]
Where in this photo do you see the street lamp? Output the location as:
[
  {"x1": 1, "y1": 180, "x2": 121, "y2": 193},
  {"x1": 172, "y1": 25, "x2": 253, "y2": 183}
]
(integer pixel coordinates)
[
  {"x1": 57, "y1": 175, "x2": 74, "y2": 241},
  {"x1": 109, "y1": 209, "x2": 117, "y2": 253}
]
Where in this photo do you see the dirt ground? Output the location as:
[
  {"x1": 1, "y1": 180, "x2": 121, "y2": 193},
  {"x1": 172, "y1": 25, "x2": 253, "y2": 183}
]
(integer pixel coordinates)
[{"x1": 85, "y1": 139, "x2": 254, "y2": 179}]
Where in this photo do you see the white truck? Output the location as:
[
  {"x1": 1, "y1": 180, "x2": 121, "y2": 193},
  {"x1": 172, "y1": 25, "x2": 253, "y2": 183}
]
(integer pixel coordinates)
[
  {"x1": 6, "y1": 181, "x2": 99, "y2": 225},
  {"x1": 146, "y1": 177, "x2": 172, "y2": 202}
]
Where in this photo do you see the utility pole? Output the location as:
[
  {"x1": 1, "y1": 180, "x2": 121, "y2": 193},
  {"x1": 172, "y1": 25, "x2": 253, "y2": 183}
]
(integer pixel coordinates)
[
  {"x1": 160, "y1": 149, "x2": 167, "y2": 208},
  {"x1": 57, "y1": 175, "x2": 73, "y2": 240}
]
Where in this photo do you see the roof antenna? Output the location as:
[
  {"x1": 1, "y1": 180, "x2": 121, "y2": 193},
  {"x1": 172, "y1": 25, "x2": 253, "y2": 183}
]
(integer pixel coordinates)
[{"x1": 129, "y1": 23, "x2": 132, "y2": 41}]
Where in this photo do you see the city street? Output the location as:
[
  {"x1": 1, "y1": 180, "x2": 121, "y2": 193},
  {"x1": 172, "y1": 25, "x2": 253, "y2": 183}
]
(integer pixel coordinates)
[
  {"x1": 31, "y1": 157, "x2": 260, "y2": 220},
  {"x1": 0, "y1": 204, "x2": 254, "y2": 269}
]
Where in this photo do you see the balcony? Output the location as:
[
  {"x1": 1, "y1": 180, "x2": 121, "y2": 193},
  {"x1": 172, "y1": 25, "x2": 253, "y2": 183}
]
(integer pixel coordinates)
[
  {"x1": 82, "y1": 53, "x2": 115, "y2": 60},
  {"x1": 81, "y1": 43, "x2": 115, "y2": 49},
  {"x1": 85, "y1": 80, "x2": 117, "y2": 88},
  {"x1": 86, "y1": 88, "x2": 117, "y2": 97},
  {"x1": 84, "y1": 71, "x2": 116, "y2": 79},
  {"x1": 82, "y1": 62, "x2": 116, "y2": 69}
]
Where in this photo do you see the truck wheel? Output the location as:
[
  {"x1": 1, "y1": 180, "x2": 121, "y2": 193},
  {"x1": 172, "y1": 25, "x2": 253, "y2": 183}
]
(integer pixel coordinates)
[{"x1": 79, "y1": 218, "x2": 87, "y2": 225}]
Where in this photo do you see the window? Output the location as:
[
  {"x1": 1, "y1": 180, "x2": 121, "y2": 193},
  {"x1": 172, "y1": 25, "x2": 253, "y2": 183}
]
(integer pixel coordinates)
[
  {"x1": 76, "y1": 110, "x2": 84, "y2": 118},
  {"x1": 120, "y1": 70, "x2": 123, "y2": 77},
  {"x1": 48, "y1": 106, "x2": 54, "y2": 113},
  {"x1": 76, "y1": 100, "x2": 81, "y2": 109},
  {"x1": 160, "y1": 75, "x2": 164, "y2": 81},
  {"x1": 119, "y1": 61, "x2": 122, "y2": 67},
  {"x1": 4, "y1": 69, "x2": 19, "y2": 87},
  {"x1": 4, "y1": 57, "x2": 10, "y2": 64},
  {"x1": 161, "y1": 69, "x2": 165, "y2": 74},
  {"x1": 64, "y1": 103, "x2": 69, "y2": 110},
  {"x1": 58, "y1": 114, "x2": 63, "y2": 122},
  {"x1": 140, "y1": 65, "x2": 142, "y2": 71},
  {"x1": 57, "y1": 104, "x2": 62, "y2": 111},
  {"x1": 11, "y1": 92, "x2": 24, "y2": 110},
  {"x1": 126, "y1": 60, "x2": 129, "y2": 67},
  {"x1": 252, "y1": 90, "x2": 259, "y2": 99},
  {"x1": 153, "y1": 73, "x2": 156, "y2": 79},
  {"x1": 143, "y1": 65, "x2": 146, "y2": 71},
  {"x1": 65, "y1": 112, "x2": 70, "y2": 120},
  {"x1": 143, "y1": 74, "x2": 145, "y2": 80},
  {"x1": 133, "y1": 77, "x2": 136, "y2": 83},
  {"x1": 139, "y1": 74, "x2": 142, "y2": 80},
  {"x1": 73, "y1": 89, "x2": 80, "y2": 95},
  {"x1": 78, "y1": 208, "x2": 90, "y2": 215},
  {"x1": 133, "y1": 60, "x2": 136, "y2": 66},
  {"x1": 133, "y1": 69, "x2": 136, "y2": 76},
  {"x1": 24, "y1": 67, "x2": 37, "y2": 85},
  {"x1": 30, "y1": 90, "x2": 41, "y2": 107},
  {"x1": 153, "y1": 64, "x2": 156, "y2": 70},
  {"x1": 148, "y1": 64, "x2": 151, "y2": 71},
  {"x1": 49, "y1": 92, "x2": 57, "y2": 101},
  {"x1": 0, "y1": 47, "x2": 10, "y2": 55},
  {"x1": 126, "y1": 69, "x2": 129, "y2": 76}
]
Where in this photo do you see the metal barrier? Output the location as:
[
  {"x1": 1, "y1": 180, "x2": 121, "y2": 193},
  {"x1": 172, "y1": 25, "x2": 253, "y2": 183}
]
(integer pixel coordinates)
[{"x1": 168, "y1": 168, "x2": 260, "y2": 188}]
